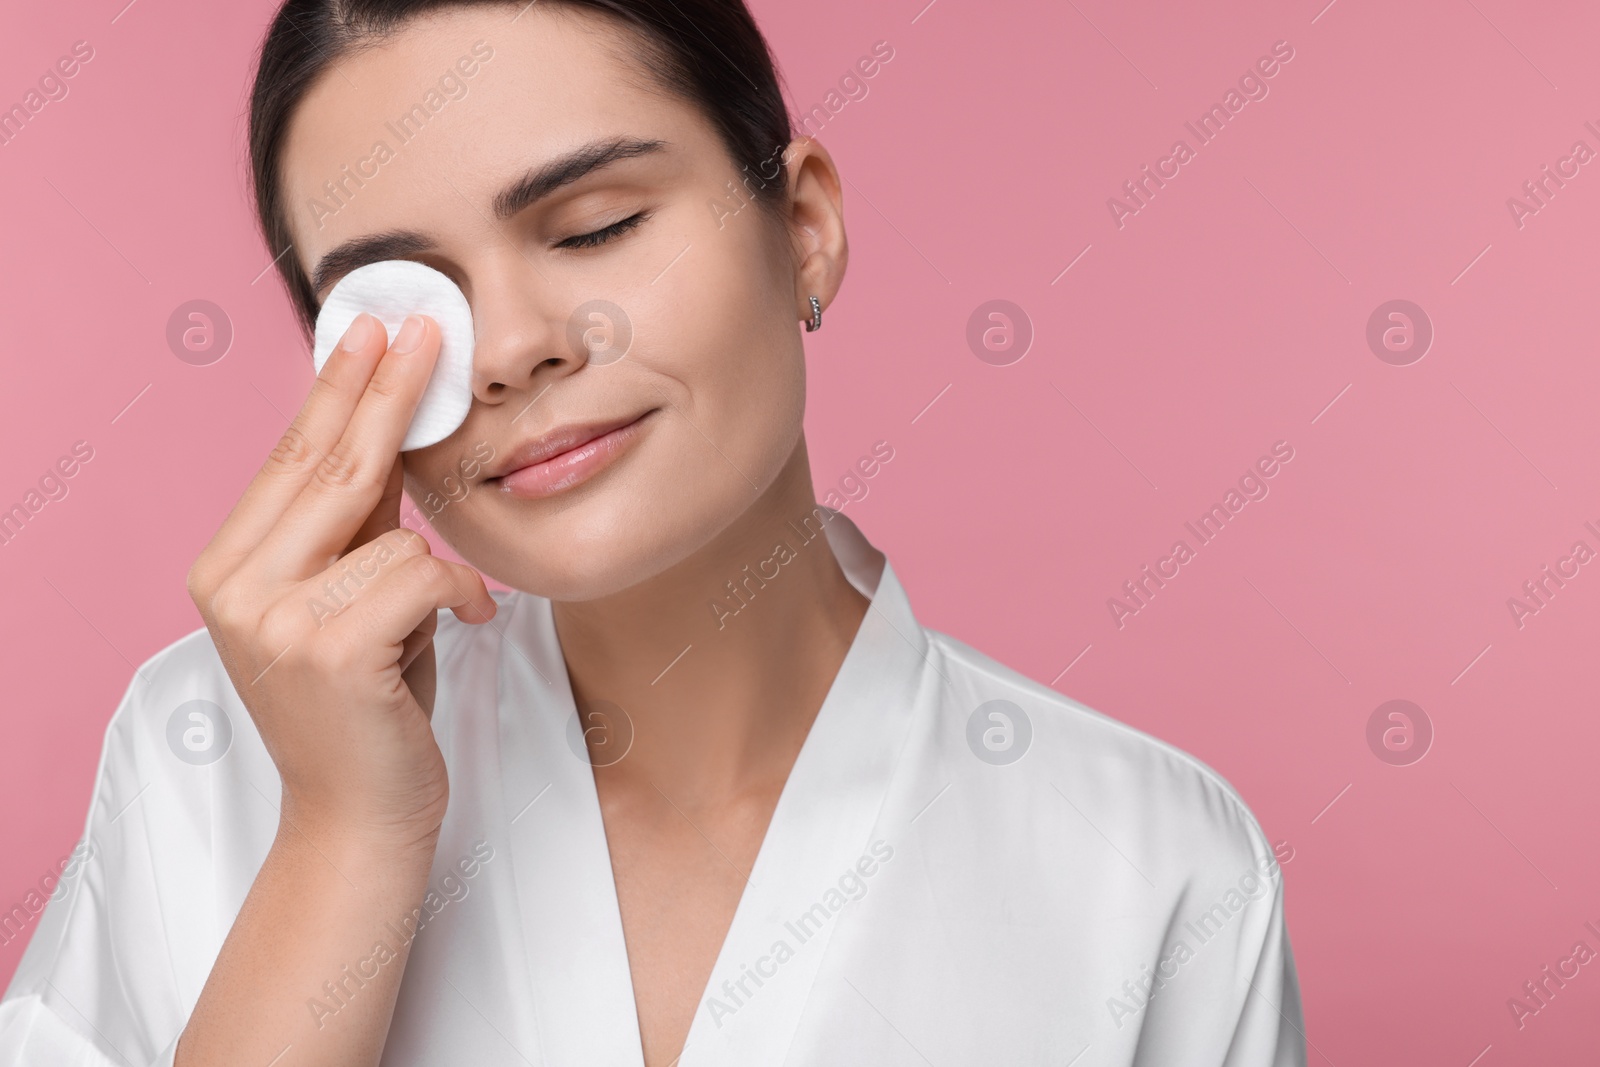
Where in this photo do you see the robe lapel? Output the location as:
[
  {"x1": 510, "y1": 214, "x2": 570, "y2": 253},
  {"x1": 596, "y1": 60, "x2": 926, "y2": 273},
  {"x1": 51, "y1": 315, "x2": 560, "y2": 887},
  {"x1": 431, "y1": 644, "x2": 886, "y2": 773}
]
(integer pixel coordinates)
[
  {"x1": 498, "y1": 590, "x2": 647, "y2": 1067},
  {"x1": 676, "y1": 512, "x2": 931, "y2": 1066},
  {"x1": 387, "y1": 622, "x2": 544, "y2": 1065}
]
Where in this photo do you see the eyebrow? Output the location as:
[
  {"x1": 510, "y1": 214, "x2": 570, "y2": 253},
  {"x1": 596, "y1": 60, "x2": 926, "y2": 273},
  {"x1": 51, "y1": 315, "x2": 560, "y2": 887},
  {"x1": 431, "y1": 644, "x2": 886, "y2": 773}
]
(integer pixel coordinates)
[{"x1": 306, "y1": 135, "x2": 669, "y2": 296}]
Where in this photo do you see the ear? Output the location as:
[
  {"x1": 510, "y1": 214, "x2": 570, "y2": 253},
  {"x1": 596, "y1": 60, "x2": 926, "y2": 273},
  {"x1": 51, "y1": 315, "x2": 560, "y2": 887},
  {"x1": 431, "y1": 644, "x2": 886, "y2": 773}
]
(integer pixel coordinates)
[{"x1": 780, "y1": 136, "x2": 848, "y2": 327}]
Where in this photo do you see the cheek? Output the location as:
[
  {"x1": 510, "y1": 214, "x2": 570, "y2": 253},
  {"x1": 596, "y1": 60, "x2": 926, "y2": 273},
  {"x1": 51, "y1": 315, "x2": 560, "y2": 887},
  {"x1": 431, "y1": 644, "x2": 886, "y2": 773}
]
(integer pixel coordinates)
[
  {"x1": 644, "y1": 220, "x2": 803, "y2": 463},
  {"x1": 400, "y1": 454, "x2": 453, "y2": 508}
]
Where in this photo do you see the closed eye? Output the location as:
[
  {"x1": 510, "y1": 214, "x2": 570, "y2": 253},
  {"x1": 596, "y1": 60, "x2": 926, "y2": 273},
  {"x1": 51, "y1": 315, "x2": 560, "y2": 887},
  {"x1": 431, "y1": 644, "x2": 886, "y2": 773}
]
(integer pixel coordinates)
[{"x1": 556, "y1": 211, "x2": 651, "y2": 250}]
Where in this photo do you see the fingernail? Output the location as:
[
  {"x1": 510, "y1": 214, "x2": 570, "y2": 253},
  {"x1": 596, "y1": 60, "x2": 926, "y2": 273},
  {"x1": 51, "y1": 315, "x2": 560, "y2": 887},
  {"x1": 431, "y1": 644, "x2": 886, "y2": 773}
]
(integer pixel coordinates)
[
  {"x1": 342, "y1": 312, "x2": 377, "y2": 352},
  {"x1": 392, "y1": 315, "x2": 425, "y2": 354}
]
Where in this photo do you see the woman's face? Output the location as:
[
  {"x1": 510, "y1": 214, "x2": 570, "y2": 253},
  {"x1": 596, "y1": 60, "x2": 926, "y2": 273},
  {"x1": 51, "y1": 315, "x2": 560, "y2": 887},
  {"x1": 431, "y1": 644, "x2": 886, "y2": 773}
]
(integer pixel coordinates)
[{"x1": 280, "y1": 5, "x2": 825, "y2": 599}]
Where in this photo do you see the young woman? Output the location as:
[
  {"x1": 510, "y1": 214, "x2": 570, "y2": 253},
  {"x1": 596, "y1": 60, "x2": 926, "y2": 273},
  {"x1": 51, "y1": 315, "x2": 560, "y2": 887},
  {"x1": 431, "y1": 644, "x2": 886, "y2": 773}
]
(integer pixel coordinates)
[{"x1": 0, "y1": 2, "x2": 1304, "y2": 1064}]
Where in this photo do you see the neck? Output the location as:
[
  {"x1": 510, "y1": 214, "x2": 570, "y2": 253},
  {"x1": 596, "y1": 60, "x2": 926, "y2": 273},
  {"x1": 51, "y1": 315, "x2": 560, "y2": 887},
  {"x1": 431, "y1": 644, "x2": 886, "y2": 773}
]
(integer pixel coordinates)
[{"x1": 550, "y1": 438, "x2": 871, "y2": 803}]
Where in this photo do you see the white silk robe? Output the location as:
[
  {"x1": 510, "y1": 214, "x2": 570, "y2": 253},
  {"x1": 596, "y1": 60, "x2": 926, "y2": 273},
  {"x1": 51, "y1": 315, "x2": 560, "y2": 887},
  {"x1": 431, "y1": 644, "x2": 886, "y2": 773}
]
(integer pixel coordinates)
[{"x1": 0, "y1": 508, "x2": 1305, "y2": 1065}]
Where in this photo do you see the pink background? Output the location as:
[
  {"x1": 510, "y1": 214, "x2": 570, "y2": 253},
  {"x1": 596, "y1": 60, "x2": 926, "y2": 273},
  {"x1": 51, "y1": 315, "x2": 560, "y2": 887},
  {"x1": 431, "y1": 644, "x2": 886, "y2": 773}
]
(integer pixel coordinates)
[{"x1": 3, "y1": 0, "x2": 1599, "y2": 1061}]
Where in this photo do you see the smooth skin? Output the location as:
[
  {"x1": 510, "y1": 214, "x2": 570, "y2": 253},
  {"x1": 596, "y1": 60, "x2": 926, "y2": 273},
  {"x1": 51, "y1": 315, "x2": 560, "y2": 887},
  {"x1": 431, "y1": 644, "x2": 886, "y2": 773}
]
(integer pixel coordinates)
[{"x1": 179, "y1": 5, "x2": 862, "y2": 1067}]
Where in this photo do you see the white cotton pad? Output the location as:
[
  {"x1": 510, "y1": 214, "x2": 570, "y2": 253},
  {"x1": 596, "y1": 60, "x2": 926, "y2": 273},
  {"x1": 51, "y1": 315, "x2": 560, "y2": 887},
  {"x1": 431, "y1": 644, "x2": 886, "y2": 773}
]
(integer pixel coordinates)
[{"x1": 311, "y1": 259, "x2": 476, "y2": 452}]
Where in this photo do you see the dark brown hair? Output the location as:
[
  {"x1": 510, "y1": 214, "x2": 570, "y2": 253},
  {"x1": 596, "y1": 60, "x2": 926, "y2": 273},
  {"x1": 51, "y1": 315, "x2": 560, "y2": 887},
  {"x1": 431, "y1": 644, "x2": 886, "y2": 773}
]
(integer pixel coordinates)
[{"x1": 248, "y1": 0, "x2": 794, "y2": 339}]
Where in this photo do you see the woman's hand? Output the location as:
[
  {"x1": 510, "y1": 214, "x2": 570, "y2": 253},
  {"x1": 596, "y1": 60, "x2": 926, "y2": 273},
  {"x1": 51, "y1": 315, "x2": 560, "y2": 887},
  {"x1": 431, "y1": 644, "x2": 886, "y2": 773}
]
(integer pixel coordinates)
[{"x1": 185, "y1": 311, "x2": 497, "y2": 850}]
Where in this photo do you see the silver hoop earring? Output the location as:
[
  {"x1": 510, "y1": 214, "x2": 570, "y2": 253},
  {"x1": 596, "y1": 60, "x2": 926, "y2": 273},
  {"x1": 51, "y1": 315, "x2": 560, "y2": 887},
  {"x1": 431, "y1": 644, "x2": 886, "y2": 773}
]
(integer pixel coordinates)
[{"x1": 804, "y1": 295, "x2": 822, "y2": 332}]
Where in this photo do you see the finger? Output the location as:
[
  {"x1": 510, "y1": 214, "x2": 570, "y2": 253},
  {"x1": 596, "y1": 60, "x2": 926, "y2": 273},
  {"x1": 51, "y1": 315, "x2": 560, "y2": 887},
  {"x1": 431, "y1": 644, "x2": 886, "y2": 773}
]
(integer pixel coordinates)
[
  {"x1": 245, "y1": 315, "x2": 441, "y2": 585},
  {"x1": 403, "y1": 642, "x2": 438, "y2": 721},
  {"x1": 398, "y1": 610, "x2": 439, "y2": 675},
  {"x1": 322, "y1": 553, "x2": 496, "y2": 671},
  {"x1": 399, "y1": 613, "x2": 440, "y2": 719},
  {"x1": 298, "y1": 526, "x2": 433, "y2": 634},
  {"x1": 200, "y1": 313, "x2": 390, "y2": 573},
  {"x1": 343, "y1": 453, "x2": 407, "y2": 561}
]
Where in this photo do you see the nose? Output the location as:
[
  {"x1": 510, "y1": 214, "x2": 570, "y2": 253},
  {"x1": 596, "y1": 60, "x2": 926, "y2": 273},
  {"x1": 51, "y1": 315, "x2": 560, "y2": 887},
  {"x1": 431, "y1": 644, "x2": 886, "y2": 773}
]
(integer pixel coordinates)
[{"x1": 468, "y1": 257, "x2": 583, "y2": 406}]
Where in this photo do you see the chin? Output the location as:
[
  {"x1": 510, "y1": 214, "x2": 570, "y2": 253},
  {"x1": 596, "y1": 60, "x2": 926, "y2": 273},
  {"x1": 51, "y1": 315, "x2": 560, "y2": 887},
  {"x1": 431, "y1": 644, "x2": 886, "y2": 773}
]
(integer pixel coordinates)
[
  {"x1": 490, "y1": 546, "x2": 669, "y2": 603},
  {"x1": 439, "y1": 493, "x2": 729, "y2": 603}
]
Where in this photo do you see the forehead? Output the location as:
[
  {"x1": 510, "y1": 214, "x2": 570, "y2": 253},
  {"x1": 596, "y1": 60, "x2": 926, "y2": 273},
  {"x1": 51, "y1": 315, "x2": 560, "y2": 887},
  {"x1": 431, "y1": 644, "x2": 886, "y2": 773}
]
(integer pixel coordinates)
[{"x1": 278, "y1": 6, "x2": 698, "y2": 265}]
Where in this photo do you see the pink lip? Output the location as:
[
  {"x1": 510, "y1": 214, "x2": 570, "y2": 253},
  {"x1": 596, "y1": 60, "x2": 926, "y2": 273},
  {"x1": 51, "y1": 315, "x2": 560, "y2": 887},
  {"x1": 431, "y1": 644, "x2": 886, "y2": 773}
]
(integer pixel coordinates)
[{"x1": 492, "y1": 410, "x2": 655, "y2": 499}]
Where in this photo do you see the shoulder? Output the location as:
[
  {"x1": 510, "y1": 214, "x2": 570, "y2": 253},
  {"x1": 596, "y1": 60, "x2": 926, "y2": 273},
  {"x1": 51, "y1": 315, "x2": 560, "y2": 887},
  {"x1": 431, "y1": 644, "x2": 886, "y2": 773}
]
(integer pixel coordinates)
[
  {"x1": 99, "y1": 623, "x2": 233, "y2": 761},
  {"x1": 923, "y1": 627, "x2": 1283, "y2": 890}
]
